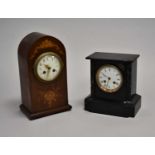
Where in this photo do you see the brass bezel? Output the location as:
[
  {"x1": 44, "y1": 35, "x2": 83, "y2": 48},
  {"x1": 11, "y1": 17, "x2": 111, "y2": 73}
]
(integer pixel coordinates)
[
  {"x1": 96, "y1": 64, "x2": 123, "y2": 93},
  {"x1": 34, "y1": 52, "x2": 64, "y2": 82}
]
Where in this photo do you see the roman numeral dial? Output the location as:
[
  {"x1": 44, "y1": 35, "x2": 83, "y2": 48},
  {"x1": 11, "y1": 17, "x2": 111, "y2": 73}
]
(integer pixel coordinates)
[{"x1": 96, "y1": 65, "x2": 123, "y2": 93}]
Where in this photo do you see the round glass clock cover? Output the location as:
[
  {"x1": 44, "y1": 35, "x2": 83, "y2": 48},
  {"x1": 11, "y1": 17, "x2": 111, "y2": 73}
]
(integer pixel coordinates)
[
  {"x1": 34, "y1": 52, "x2": 63, "y2": 81},
  {"x1": 96, "y1": 65, "x2": 123, "y2": 93}
]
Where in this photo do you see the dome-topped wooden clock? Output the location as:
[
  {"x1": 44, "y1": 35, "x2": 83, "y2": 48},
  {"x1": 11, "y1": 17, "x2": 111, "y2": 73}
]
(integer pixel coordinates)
[
  {"x1": 85, "y1": 52, "x2": 141, "y2": 117},
  {"x1": 18, "y1": 32, "x2": 72, "y2": 120}
]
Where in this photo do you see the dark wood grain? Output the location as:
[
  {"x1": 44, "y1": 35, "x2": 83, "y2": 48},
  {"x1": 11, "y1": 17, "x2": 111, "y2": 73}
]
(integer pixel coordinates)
[{"x1": 18, "y1": 32, "x2": 71, "y2": 120}]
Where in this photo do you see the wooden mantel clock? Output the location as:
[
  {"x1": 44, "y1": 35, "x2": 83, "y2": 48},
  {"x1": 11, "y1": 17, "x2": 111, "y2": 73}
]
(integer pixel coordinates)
[
  {"x1": 18, "y1": 32, "x2": 72, "y2": 120},
  {"x1": 85, "y1": 52, "x2": 141, "y2": 117}
]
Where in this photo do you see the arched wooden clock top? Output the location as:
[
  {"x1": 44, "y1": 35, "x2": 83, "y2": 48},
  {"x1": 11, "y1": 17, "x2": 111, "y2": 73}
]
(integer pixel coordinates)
[{"x1": 18, "y1": 32, "x2": 66, "y2": 59}]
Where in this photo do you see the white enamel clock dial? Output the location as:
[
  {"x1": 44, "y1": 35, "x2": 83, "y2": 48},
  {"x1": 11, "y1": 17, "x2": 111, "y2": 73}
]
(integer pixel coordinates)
[
  {"x1": 34, "y1": 52, "x2": 63, "y2": 81},
  {"x1": 96, "y1": 65, "x2": 123, "y2": 93}
]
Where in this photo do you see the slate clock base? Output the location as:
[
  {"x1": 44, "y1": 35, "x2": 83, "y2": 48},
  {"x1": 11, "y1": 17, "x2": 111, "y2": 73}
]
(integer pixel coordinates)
[
  {"x1": 20, "y1": 104, "x2": 72, "y2": 120},
  {"x1": 85, "y1": 94, "x2": 141, "y2": 117}
]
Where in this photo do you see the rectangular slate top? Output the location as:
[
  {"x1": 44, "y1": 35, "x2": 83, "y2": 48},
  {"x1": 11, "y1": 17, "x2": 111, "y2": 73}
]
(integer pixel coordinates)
[{"x1": 86, "y1": 52, "x2": 139, "y2": 62}]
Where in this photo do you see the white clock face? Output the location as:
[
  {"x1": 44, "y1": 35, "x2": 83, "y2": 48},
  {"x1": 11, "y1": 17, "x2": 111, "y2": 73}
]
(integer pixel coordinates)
[
  {"x1": 96, "y1": 65, "x2": 123, "y2": 93},
  {"x1": 34, "y1": 52, "x2": 63, "y2": 82}
]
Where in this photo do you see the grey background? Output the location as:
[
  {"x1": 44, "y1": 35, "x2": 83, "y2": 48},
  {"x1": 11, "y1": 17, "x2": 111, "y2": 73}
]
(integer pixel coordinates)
[{"x1": 0, "y1": 19, "x2": 154, "y2": 137}]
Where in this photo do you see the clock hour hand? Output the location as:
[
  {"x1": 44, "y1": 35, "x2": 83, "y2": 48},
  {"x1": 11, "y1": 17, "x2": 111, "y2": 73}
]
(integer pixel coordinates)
[
  {"x1": 102, "y1": 73, "x2": 108, "y2": 78},
  {"x1": 45, "y1": 64, "x2": 51, "y2": 70}
]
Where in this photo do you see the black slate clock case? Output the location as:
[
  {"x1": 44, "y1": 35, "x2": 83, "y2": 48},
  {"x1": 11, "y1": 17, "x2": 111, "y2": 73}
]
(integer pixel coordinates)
[{"x1": 85, "y1": 52, "x2": 141, "y2": 117}]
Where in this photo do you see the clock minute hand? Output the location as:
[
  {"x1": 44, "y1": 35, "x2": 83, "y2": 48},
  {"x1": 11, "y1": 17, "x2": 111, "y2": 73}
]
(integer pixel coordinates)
[
  {"x1": 106, "y1": 79, "x2": 110, "y2": 88},
  {"x1": 46, "y1": 68, "x2": 50, "y2": 79},
  {"x1": 106, "y1": 76, "x2": 111, "y2": 88},
  {"x1": 45, "y1": 65, "x2": 51, "y2": 79}
]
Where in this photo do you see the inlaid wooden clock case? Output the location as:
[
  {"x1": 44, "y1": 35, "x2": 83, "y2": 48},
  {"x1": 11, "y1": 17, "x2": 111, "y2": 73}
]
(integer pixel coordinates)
[{"x1": 18, "y1": 32, "x2": 72, "y2": 120}]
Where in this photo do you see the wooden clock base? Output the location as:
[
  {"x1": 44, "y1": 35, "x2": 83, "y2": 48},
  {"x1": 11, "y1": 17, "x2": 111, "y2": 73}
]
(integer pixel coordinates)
[
  {"x1": 20, "y1": 104, "x2": 72, "y2": 120},
  {"x1": 85, "y1": 94, "x2": 141, "y2": 117}
]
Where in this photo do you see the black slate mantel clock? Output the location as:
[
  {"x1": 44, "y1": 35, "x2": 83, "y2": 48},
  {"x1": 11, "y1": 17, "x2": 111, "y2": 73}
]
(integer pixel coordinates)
[{"x1": 85, "y1": 52, "x2": 141, "y2": 117}]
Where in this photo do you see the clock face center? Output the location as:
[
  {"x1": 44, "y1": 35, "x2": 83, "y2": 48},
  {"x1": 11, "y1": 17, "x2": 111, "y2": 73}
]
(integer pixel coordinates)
[
  {"x1": 34, "y1": 52, "x2": 63, "y2": 82},
  {"x1": 96, "y1": 65, "x2": 123, "y2": 93}
]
